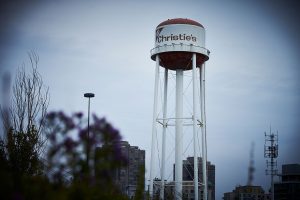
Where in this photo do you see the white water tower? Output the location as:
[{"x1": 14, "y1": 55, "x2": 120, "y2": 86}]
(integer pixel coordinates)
[{"x1": 149, "y1": 18, "x2": 210, "y2": 200}]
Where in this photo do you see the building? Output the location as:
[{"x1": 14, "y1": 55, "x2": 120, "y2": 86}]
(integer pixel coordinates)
[
  {"x1": 223, "y1": 191, "x2": 235, "y2": 200},
  {"x1": 183, "y1": 157, "x2": 215, "y2": 200},
  {"x1": 96, "y1": 141, "x2": 145, "y2": 199},
  {"x1": 223, "y1": 185, "x2": 269, "y2": 200},
  {"x1": 114, "y1": 141, "x2": 145, "y2": 198},
  {"x1": 170, "y1": 157, "x2": 215, "y2": 200},
  {"x1": 274, "y1": 163, "x2": 300, "y2": 200}
]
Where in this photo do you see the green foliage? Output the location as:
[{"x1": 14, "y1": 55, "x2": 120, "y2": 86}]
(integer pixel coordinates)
[
  {"x1": 6, "y1": 126, "x2": 42, "y2": 176},
  {"x1": 0, "y1": 126, "x2": 44, "y2": 199},
  {"x1": 134, "y1": 164, "x2": 145, "y2": 200}
]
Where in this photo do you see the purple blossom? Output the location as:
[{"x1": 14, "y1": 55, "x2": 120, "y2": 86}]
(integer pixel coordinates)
[
  {"x1": 74, "y1": 112, "x2": 83, "y2": 119},
  {"x1": 49, "y1": 132, "x2": 56, "y2": 142},
  {"x1": 46, "y1": 111, "x2": 56, "y2": 121},
  {"x1": 66, "y1": 119, "x2": 75, "y2": 129},
  {"x1": 64, "y1": 137, "x2": 75, "y2": 152},
  {"x1": 45, "y1": 110, "x2": 127, "y2": 184},
  {"x1": 79, "y1": 128, "x2": 88, "y2": 140},
  {"x1": 58, "y1": 111, "x2": 75, "y2": 130},
  {"x1": 93, "y1": 115, "x2": 106, "y2": 128}
]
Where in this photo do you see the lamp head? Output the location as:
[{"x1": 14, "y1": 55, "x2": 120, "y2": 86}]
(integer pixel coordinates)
[{"x1": 84, "y1": 93, "x2": 95, "y2": 98}]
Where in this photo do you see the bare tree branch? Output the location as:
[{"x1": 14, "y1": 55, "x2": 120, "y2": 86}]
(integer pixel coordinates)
[{"x1": 1, "y1": 51, "x2": 50, "y2": 158}]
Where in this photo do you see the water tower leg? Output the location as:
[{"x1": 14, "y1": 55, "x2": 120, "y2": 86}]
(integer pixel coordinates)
[
  {"x1": 175, "y1": 69, "x2": 183, "y2": 200},
  {"x1": 160, "y1": 68, "x2": 168, "y2": 200},
  {"x1": 200, "y1": 64, "x2": 208, "y2": 200},
  {"x1": 150, "y1": 55, "x2": 160, "y2": 198},
  {"x1": 192, "y1": 53, "x2": 199, "y2": 200}
]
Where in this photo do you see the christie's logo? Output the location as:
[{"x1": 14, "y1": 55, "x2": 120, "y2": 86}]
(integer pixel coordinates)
[{"x1": 156, "y1": 27, "x2": 197, "y2": 43}]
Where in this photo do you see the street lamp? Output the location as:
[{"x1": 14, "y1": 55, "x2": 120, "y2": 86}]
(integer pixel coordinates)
[{"x1": 84, "y1": 92, "x2": 95, "y2": 171}]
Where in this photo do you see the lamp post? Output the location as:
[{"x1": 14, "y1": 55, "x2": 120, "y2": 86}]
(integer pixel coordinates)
[{"x1": 84, "y1": 92, "x2": 95, "y2": 171}]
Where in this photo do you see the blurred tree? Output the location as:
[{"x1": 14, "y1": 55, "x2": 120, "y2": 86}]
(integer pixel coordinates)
[{"x1": 44, "y1": 111, "x2": 129, "y2": 199}]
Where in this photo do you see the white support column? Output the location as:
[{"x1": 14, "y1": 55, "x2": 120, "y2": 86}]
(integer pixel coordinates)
[
  {"x1": 192, "y1": 53, "x2": 199, "y2": 200},
  {"x1": 160, "y1": 68, "x2": 168, "y2": 200},
  {"x1": 200, "y1": 64, "x2": 208, "y2": 200},
  {"x1": 175, "y1": 69, "x2": 183, "y2": 200},
  {"x1": 150, "y1": 55, "x2": 160, "y2": 198}
]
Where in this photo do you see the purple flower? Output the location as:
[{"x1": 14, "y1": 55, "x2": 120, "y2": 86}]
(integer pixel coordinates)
[
  {"x1": 49, "y1": 132, "x2": 56, "y2": 142},
  {"x1": 46, "y1": 112, "x2": 56, "y2": 120},
  {"x1": 45, "y1": 110, "x2": 127, "y2": 183},
  {"x1": 65, "y1": 118, "x2": 75, "y2": 129},
  {"x1": 74, "y1": 112, "x2": 83, "y2": 119},
  {"x1": 64, "y1": 137, "x2": 75, "y2": 152},
  {"x1": 57, "y1": 111, "x2": 75, "y2": 130},
  {"x1": 93, "y1": 115, "x2": 106, "y2": 128},
  {"x1": 79, "y1": 128, "x2": 88, "y2": 140}
]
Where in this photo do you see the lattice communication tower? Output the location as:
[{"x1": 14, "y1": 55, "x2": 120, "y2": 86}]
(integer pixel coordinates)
[{"x1": 264, "y1": 129, "x2": 278, "y2": 200}]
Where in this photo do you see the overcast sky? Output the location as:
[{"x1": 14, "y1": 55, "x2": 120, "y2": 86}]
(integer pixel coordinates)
[{"x1": 1, "y1": 0, "x2": 300, "y2": 199}]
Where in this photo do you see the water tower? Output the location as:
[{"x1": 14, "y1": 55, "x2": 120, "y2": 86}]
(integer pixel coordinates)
[{"x1": 149, "y1": 18, "x2": 210, "y2": 200}]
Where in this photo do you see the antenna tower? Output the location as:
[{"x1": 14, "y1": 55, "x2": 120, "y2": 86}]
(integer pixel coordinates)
[
  {"x1": 247, "y1": 142, "x2": 255, "y2": 186},
  {"x1": 264, "y1": 128, "x2": 278, "y2": 200}
]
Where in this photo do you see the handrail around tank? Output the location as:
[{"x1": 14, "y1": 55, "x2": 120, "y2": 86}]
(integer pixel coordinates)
[{"x1": 150, "y1": 43, "x2": 210, "y2": 58}]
